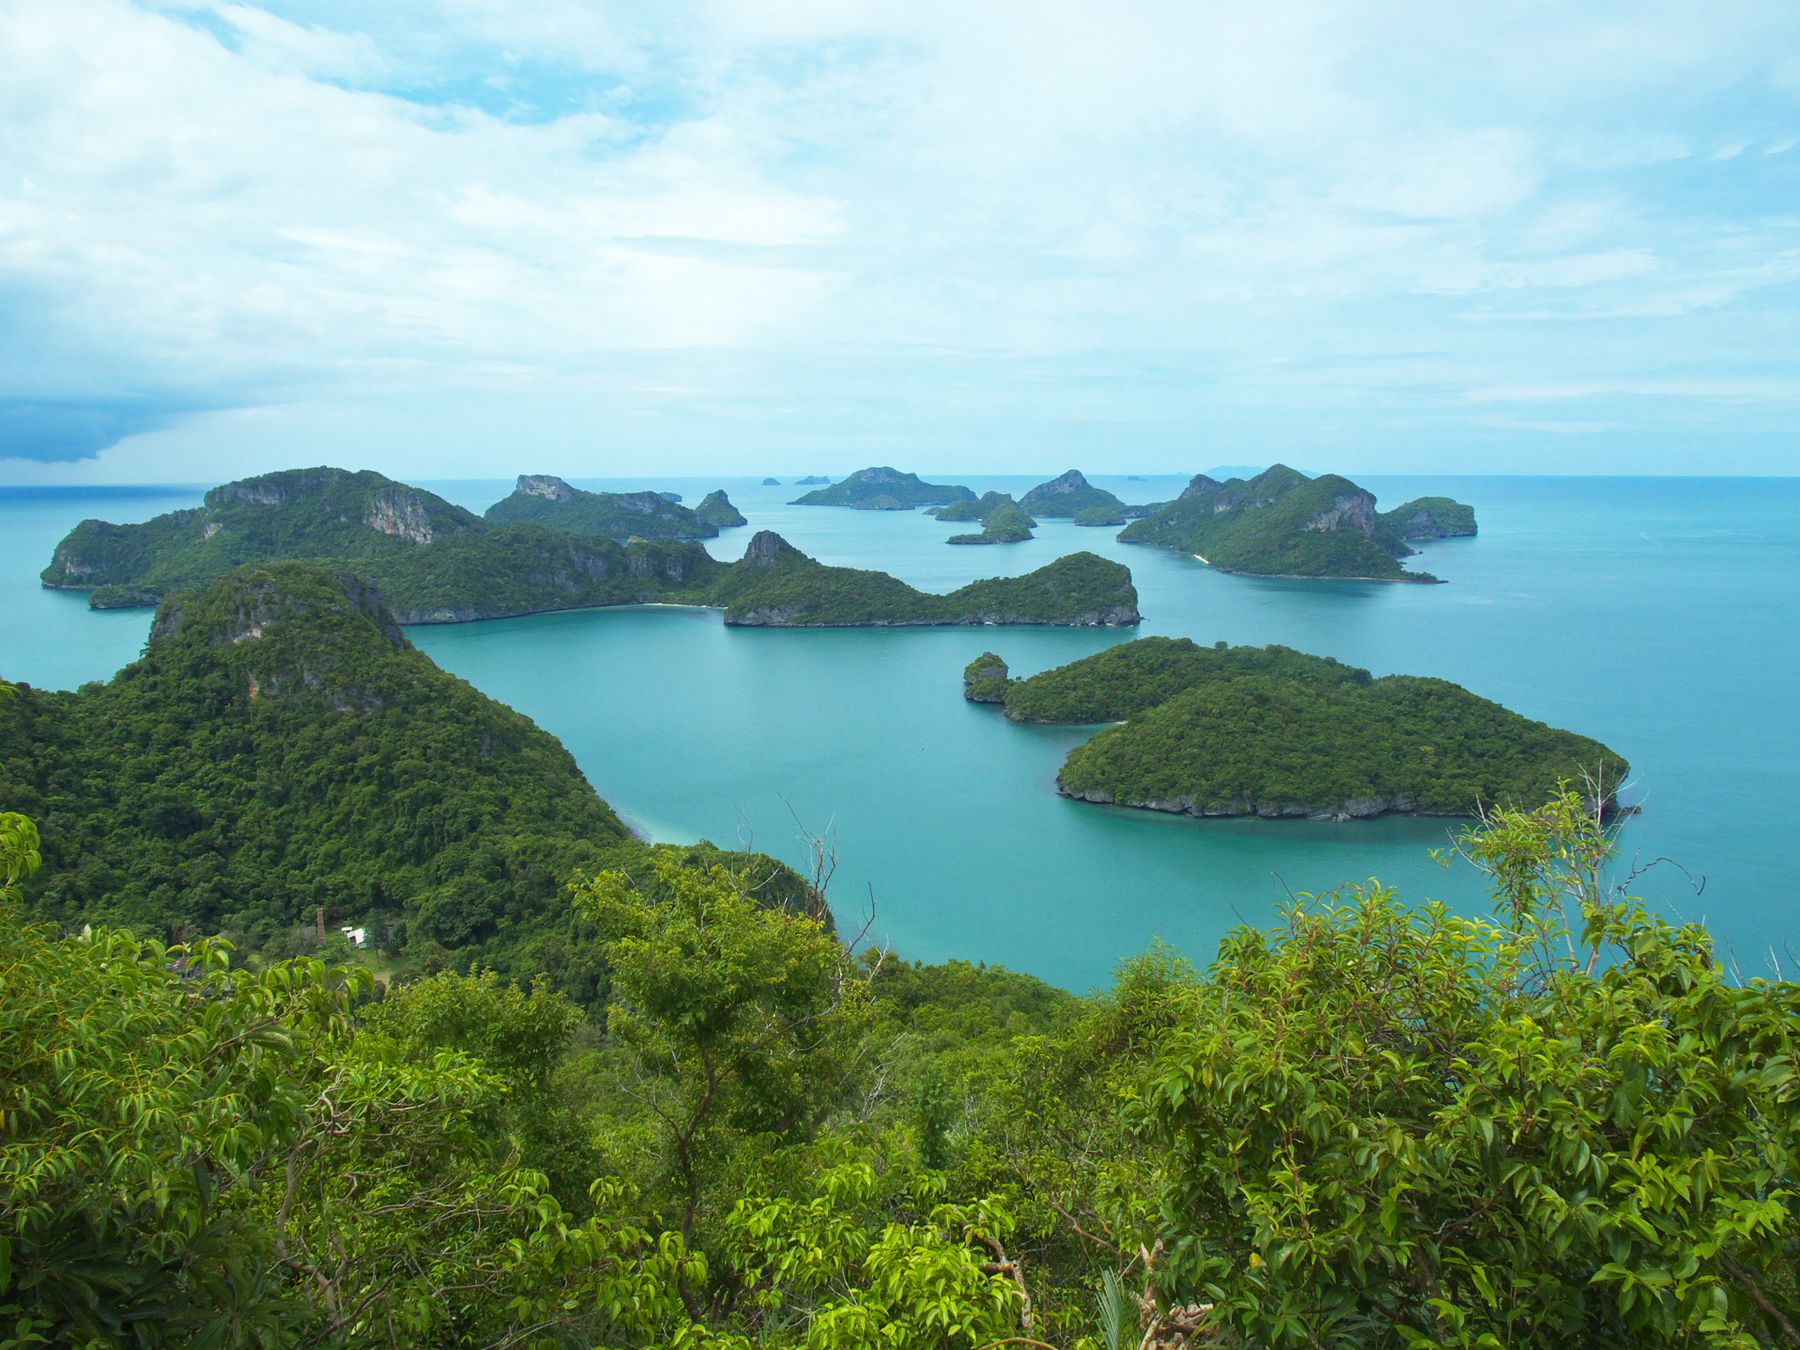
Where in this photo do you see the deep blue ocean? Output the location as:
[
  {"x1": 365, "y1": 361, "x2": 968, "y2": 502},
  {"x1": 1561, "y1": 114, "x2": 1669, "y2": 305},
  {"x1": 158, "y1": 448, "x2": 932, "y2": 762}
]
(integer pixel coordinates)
[{"x1": 4, "y1": 474, "x2": 1796, "y2": 991}]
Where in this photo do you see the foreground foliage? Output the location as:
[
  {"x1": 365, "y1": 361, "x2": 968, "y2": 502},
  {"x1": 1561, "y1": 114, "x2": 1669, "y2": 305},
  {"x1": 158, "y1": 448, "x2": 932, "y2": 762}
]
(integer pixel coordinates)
[{"x1": 3, "y1": 769, "x2": 1794, "y2": 1347}]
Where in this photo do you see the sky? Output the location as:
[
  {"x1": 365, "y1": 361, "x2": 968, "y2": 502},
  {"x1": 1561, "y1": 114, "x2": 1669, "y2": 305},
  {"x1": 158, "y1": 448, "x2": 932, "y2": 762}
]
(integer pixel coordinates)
[{"x1": 1, "y1": 1, "x2": 1798, "y2": 483}]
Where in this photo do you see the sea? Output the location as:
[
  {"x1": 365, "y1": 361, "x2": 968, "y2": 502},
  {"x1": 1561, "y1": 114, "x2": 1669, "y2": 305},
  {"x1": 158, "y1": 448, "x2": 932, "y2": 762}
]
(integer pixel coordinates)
[{"x1": 3, "y1": 474, "x2": 1796, "y2": 992}]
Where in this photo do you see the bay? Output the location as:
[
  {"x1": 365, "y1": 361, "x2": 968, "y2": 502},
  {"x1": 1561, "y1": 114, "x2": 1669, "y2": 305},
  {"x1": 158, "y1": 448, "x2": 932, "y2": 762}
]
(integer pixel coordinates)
[{"x1": 3, "y1": 473, "x2": 1795, "y2": 991}]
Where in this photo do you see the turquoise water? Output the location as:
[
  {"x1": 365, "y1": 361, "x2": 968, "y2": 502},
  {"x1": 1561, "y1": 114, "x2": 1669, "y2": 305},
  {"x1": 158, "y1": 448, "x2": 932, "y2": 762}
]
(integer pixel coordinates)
[{"x1": 4, "y1": 475, "x2": 1797, "y2": 991}]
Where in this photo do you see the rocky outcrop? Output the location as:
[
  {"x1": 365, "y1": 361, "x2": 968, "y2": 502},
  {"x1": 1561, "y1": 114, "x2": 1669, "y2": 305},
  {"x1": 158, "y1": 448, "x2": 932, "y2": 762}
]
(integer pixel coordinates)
[
  {"x1": 963, "y1": 653, "x2": 1010, "y2": 703},
  {"x1": 1302, "y1": 490, "x2": 1379, "y2": 539},
  {"x1": 1054, "y1": 783, "x2": 1444, "y2": 821},
  {"x1": 741, "y1": 530, "x2": 806, "y2": 567},
  {"x1": 365, "y1": 486, "x2": 442, "y2": 544},
  {"x1": 515, "y1": 474, "x2": 576, "y2": 502}
]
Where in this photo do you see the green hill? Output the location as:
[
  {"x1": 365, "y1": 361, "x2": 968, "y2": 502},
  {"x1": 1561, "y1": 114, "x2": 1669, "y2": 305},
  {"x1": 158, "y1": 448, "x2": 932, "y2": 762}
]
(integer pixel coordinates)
[
  {"x1": 484, "y1": 474, "x2": 718, "y2": 539},
  {"x1": 1018, "y1": 469, "x2": 1127, "y2": 518},
  {"x1": 974, "y1": 636, "x2": 1628, "y2": 820},
  {"x1": 790, "y1": 466, "x2": 976, "y2": 510},
  {"x1": 0, "y1": 563, "x2": 813, "y2": 997},
  {"x1": 1117, "y1": 464, "x2": 1470, "y2": 581}
]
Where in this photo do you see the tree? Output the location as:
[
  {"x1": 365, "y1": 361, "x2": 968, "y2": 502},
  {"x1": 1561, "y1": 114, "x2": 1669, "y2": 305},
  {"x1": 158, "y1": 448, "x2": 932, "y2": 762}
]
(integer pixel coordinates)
[
  {"x1": 574, "y1": 856, "x2": 873, "y2": 1301},
  {"x1": 1137, "y1": 792, "x2": 1800, "y2": 1348}
]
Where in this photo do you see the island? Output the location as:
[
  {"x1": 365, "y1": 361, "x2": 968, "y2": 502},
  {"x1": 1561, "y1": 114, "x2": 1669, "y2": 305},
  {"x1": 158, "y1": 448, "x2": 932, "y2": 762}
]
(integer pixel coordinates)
[
  {"x1": 932, "y1": 493, "x2": 1037, "y2": 544},
  {"x1": 966, "y1": 636, "x2": 1628, "y2": 821},
  {"x1": 794, "y1": 474, "x2": 831, "y2": 485},
  {"x1": 1117, "y1": 464, "x2": 1476, "y2": 582},
  {"x1": 762, "y1": 476, "x2": 781, "y2": 485},
  {"x1": 0, "y1": 561, "x2": 821, "y2": 989},
  {"x1": 42, "y1": 466, "x2": 1140, "y2": 628},
  {"x1": 962, "y1": 651, "x2": 1010, "y2": 703},
  {"x1": 1073, "y1": 504, "x2": 1127, "y2": 527},
  {"x1": 484, "y1": 474, "x2": 718, "y2": 540},
  {"x1": 1018, "y1": 469, "x2": 1130, "y2": 519},
  {"x1": 1380, "y1": 496, "x2": 1478, "y2": 540},
  {"x1": 790, "y1": 466, "x2": 976, "y2": 510},
  {"x1": 694, "y1": 489, "x2": 748, "y2": 528},
  {"x1": 715, "y1": 532, "x2": 1138, "y2": 626}
]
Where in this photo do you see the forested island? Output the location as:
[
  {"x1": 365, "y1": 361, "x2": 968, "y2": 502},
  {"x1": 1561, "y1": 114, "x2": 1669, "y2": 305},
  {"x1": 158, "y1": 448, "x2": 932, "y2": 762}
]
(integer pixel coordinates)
[
  {"x1": 1117, "y1": 464, "x2": 1476, "y2": 581},
  {"x1": 483, "y1": 473, "x2": 722, "y2": 539},
  {"x1": 41, "y1": 467, "x2": 1136, "y2": 627},
  {"x1": 790, "y1": 465, "x2": 976, "y2": 509},
  {"x1": 970, "y1": 636, "x2": 1627, "y2": 820},
  {"x1": 1018, "y1": 468, "x2": 1129, "y2": 518},
  {"x1": 695, "y1": 488, "x2": 748, "y2": 527},
  {"x1": 717, "y1": 531, "x2": 1138, "y2": 625},
  {"x1": 931, "y1": 492, "x2": 1037, "y2": 544}
]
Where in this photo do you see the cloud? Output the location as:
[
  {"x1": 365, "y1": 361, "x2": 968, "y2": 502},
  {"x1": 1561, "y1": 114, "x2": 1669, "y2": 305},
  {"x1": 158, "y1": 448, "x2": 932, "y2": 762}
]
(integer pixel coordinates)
[{"x1": 3, "y1": 0, "x2": 1800, "y2": 475}]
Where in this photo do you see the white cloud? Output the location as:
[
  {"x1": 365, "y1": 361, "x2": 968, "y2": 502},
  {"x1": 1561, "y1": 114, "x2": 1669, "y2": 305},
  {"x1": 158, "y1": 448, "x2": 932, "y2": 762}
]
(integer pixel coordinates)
[{"x1": 4, "y1": 0, "x2": 1800, "y2": 475}]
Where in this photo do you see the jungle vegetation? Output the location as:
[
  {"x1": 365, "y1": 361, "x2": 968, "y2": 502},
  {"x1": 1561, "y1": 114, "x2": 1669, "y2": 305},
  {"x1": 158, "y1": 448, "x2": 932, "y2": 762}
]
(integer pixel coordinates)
[{"x1": 4, "y1": 786, "x2": 1794, "y2": 1348}]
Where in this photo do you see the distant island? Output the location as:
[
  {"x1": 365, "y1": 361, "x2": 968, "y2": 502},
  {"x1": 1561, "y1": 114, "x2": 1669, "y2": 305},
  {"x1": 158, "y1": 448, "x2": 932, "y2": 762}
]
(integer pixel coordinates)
[
  {"x1": 694, "y1": 489, "x2": 748, "y2": 528},
  {"x1": 1117, "y1": 464, "x2": 1475, "y2": 582},
  {"x1": 1, "y1": 561, "x2": 818, "y2": 990},
  {"x1": 762, "y1": 476, "x2": 781, "y2": 485},
  {"x1": 1073, "y1": 504, "x2": 1127, "y2": 527},
  {"x1": 930, "y1": 492, "x2": 1037, "y2": 545},
  {"x1": 794, "y1": 474, "x2": 831, "y2": 485},
  {"x1": 790, "y1": 466, "x2": 976, "y2": 510},
  {"x1": 1018, "y1": 469, "x2": 1128, "y2": 519},
  {"x1": 42, "y1": 466, "x2": 1137, "y2": 628},
  {"x1": 1381, "y1": 496, "x2": 1478, "y2": 540},
  {"x1": 967, "y1": 636, "x2": 1627, "y2": 821},
  {"x1": 717, "y1": 532, "x2": 1138, "y2": 626},
  {"x1": 484, "y1": 474, "x2": 718, "y2": 540}
]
